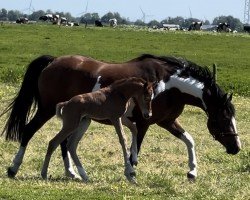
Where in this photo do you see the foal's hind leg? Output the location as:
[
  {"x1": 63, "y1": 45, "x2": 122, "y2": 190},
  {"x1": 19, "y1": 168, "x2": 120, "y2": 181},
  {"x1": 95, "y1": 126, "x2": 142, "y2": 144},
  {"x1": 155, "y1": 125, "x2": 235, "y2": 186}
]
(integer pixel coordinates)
[
  {"x1": 157, "y1": 119, "x2": 197, "y2": 180},
  {"x1": 67, "y1": 117, "x2": 91, "y2": 182},
  {"x1": 7, "y1": 109, "x2": 54, "y2": 178},
  {"x1": 41, "y1": 125, "x2": 76, "y2": 179}
]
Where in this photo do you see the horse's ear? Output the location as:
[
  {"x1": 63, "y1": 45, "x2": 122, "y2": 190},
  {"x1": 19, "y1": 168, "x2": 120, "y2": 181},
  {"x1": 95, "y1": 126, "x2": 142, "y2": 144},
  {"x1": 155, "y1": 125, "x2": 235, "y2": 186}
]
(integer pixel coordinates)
[
  {"x1": 223, "y1": 93, "x2": 233, "y2": 105},
  {"x1": 228, "y1": 93, "x2": 233, "y2": 102}
]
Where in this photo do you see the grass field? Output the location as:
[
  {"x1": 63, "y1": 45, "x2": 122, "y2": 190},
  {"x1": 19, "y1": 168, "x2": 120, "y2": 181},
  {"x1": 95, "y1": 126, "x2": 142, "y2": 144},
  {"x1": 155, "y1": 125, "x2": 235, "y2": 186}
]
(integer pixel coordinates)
[{"x1": 0, "y1": 24, "x2": 249, "y2": 199}]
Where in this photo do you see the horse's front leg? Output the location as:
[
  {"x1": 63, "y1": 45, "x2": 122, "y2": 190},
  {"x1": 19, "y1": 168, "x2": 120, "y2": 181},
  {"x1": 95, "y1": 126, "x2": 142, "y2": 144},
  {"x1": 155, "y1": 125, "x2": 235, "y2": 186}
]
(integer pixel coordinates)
[
  {"x1": 157, "y1": 119, "x2": 198, "y2": 180},
  {"x1": 112, "y1": 118, "x2": 136, "y2": 184}
]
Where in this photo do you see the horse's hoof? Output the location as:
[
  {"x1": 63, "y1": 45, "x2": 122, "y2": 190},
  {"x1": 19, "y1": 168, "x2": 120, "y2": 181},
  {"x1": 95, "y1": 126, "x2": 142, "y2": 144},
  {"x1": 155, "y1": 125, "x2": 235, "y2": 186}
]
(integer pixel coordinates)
[
  {"x1": 82, "y1": 177, "x2": 89, "y2": 183},
  {"x1": 130, "y1": 171, "x2": 136, "y2": 177},
  {"x1": 132, "y1": 161, "x2": 138, "y2": 166},
  {"x1": 127, "y1": 175, "x2": 138, "y2": 185},
  {"x1": 7, "y1": 167, "x2": 16, "y2": 178},
  {"x1": 41, "y1": 172, "x2": 48, "y2": 180},
  {"x1": 187, "y1": 172, "x2": 196, "y2": 182}
]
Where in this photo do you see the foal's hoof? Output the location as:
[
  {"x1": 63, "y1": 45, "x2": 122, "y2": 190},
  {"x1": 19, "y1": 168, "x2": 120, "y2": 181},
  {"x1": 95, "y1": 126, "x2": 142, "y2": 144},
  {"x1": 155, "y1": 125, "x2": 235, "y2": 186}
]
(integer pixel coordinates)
[
  {"x1": 7, "y1": 167, "x2": 16, "y2": 178},
  {"x1": 126, "y1": 172, "x2": 137, "y2": 184}
]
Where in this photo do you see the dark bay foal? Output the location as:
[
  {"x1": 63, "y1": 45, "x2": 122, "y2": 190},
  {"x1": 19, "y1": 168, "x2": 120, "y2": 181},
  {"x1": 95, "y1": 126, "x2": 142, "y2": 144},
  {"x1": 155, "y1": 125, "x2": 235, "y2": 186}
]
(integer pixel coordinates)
[{"x1": 41, "y1": 77, "x2": 154, "y2": 183}]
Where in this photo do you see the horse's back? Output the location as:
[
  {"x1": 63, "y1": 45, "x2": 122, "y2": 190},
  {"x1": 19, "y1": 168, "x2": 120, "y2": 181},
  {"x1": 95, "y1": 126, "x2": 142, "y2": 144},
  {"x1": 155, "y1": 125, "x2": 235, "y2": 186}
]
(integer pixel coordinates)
[{"x1": 38, "y1": 55, "x2": 104, "y2": 107}]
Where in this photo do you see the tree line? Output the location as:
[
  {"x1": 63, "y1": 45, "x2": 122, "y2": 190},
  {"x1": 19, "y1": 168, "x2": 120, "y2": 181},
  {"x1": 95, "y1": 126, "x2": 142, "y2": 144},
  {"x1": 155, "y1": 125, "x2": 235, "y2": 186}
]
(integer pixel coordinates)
[{"x1": 0, "y1": 8, "x2": 244, "y2": 30}]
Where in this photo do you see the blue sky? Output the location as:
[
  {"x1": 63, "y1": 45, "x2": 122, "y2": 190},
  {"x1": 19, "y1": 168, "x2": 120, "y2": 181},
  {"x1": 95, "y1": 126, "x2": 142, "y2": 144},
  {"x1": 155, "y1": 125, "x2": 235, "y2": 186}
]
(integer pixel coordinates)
[{"x1": 1, "y1": 0, "x2": 244, "y2": 23}]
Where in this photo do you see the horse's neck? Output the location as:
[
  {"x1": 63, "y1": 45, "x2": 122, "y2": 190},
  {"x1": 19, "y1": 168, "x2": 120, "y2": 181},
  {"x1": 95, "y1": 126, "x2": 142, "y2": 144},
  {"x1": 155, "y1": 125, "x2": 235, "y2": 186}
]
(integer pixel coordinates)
[{"x1": 158, "y1": 74, "x2": 207, "y2": 111}]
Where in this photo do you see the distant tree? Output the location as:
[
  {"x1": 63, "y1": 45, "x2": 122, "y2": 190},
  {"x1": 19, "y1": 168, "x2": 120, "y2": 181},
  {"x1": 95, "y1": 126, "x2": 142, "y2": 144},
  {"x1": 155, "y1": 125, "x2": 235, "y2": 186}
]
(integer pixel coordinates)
[
  {"x1": 29, "y1": 10, "x2": 45, "y2": 21},
  {"x1": 203, "y1": 20, "x2": 210, "y2": 25},
  {"x1": 147, "y1": 20, "x2": 161, "y2": 27},
  {"x1": 80, "y1": 12, "x2": 100, "y2": 24},
  {"x1": 101, "y1": 12, "x2": 115, "y2": 23},
  {"x1": 212, "y1": 15, "x2": 243, "y2": 31},
  {"x1": 0, "y1": 8, "x2": 8, "y2": 20},
  {"x1": 7, "y1": 10, "x2": 22, "y2": 21},
  {"x1": 134, "y1": 19, "x2": 146, "y2": 26},
  {"x1": 182, "y1": 18, "x2": 202, "y2": 28}
]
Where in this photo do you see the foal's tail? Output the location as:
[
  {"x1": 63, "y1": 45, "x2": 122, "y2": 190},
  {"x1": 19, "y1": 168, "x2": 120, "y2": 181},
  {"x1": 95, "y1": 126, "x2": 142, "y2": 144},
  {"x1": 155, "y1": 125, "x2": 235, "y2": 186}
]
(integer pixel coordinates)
[
  {"x1": 56, "y1": 102, "x2": 67, "y2": 120},
  {"x1": 0, "y1": 55, "x2": 56, "y2": 142}
]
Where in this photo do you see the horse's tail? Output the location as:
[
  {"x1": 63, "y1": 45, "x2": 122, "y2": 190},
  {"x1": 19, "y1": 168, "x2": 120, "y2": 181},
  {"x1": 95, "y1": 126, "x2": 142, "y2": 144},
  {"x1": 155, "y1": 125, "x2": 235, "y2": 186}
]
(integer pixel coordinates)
[
  {"x1": 0, "y1": 55, "x2": 56, "y2": 142},
  {"x1": 56, "y1": 102, "x2": 67, "y2": 119}
]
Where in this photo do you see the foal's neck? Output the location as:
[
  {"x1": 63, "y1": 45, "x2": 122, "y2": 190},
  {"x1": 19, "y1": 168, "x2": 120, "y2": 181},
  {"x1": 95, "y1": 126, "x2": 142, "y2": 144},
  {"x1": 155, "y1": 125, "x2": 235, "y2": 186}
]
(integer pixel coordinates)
[{"x1": 111, "y1": 82, "x2": 142, "y2": 100}]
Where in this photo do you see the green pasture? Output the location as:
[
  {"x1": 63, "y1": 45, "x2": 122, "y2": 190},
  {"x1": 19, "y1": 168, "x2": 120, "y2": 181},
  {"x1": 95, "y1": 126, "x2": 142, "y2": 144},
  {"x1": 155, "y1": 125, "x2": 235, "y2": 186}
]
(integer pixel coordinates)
[{"x1": 0, "y1": 24, "x2": 249, "y2": 199}]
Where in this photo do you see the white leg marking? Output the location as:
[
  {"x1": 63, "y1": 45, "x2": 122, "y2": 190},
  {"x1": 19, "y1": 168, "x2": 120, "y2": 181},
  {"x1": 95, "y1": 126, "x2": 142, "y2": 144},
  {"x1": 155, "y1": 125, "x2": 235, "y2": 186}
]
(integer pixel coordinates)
[
  {"x1": 181, "y1": 131, "x2": 197, "y2": 178},
  {"x1": 64, "y1": 152, "x2": 79, "y2": 179},
  {"x1": 10, "y1": 146, "x2": 26, "y2": 174}
]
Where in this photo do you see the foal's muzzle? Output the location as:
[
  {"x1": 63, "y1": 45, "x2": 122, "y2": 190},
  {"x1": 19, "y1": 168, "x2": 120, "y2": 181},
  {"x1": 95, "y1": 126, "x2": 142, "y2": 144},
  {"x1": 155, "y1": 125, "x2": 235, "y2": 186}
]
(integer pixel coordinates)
[{"x1": 143, "y1": 112, "x2": 152, "y2": 119}]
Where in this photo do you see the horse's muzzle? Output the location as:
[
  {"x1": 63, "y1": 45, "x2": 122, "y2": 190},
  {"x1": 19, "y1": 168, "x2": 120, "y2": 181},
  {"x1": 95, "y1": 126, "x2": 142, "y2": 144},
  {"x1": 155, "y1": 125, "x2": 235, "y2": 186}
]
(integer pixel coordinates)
[{"x1": 226, "y1": 146, "x2": 241, "y2": 155}]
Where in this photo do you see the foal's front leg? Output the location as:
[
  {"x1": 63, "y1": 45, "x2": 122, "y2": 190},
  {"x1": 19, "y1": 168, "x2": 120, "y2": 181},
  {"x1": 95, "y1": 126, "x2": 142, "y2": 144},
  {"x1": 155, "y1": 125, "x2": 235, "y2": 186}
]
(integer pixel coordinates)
[
  {"x1": 111, "y1": 118, "x2": 136, "y2": 184},
  {"x1": 121, "y1": 117, "x2": 138, "y2": 166}
]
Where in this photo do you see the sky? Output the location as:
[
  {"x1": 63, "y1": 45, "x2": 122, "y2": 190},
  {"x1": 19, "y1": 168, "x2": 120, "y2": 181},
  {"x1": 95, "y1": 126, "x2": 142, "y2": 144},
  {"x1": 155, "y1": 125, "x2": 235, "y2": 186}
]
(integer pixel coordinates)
[{"x1": 1, "y1": 0, "x2": 245, "y2": 23}]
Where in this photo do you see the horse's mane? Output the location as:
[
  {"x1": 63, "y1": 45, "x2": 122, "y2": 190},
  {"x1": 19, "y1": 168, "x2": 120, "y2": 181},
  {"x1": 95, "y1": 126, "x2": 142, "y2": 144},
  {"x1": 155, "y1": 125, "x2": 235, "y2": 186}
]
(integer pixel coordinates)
[
  {"x1": 133, "y1": 54, "x2": 214, "y2": 84},
  {"x1": 132, "y1": 54, "x2": 186, "y2": 69},
  {"x1": 133, "y1": 54, "x2": 235, "y2": 115},
  {"x1": 179, "y1": 61, "x2": 214, "y2": 86}
]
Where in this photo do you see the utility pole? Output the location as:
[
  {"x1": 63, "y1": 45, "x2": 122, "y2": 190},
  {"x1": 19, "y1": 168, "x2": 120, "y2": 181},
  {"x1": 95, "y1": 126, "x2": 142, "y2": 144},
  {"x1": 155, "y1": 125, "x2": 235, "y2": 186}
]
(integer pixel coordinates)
[{"x1": 244, "y1": 0, "x2": 250, "y2": 24}]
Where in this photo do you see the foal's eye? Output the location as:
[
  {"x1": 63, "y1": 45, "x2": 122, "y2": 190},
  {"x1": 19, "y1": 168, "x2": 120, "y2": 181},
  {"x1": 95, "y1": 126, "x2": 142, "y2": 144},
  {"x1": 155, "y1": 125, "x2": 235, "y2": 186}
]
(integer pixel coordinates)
[{"x1": 144, "y1": 96, "x2": 151, "y2": 101}]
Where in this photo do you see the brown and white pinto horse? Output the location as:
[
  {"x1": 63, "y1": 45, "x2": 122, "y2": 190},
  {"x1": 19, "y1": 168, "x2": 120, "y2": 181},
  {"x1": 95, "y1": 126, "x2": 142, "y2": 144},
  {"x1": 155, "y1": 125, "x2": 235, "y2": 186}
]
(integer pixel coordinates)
[
  {"x1": 41, "y1": 77, "x2": 154, "y2": 183},
  {"x1": 1, "y1": 54, "x2": 241, "y2": 181}
]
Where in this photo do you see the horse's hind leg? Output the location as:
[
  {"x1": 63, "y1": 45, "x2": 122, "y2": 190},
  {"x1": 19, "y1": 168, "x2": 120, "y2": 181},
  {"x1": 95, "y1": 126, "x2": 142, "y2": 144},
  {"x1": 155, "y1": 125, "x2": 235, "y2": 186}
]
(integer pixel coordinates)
[
  {"x1": 8, "y1": 109, "x2": 54, "y2": 178},
  {"x1": 157, "y1": 119, "x2": 197, "y2": 180},
  {"x1": 111, "y1": 118, "x2": 136, "y2": 184}
]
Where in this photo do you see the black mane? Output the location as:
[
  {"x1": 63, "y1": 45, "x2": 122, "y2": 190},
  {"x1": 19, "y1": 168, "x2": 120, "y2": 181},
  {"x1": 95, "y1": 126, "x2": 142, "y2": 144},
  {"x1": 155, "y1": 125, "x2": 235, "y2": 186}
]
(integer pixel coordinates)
[
  {"x1": 135, "y1": 54, "x2": 214, "y2": 85},
  {"x1": 135, "y1": 54, "x2": 186, "y2": 68},
  {"x1": 135, "y1": 54, "x2": 235, "y2": 115},
  {"x1": 179, "y1": 61, "x2": 214, "y2": 86}
]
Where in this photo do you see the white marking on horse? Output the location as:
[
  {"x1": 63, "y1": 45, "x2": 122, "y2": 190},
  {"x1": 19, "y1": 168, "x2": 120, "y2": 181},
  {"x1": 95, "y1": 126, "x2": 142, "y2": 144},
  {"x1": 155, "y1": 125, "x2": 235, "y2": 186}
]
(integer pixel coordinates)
[
  {"x1": 155, "y1": 72, "x2": 207, "y2": 110},
  {"x1": 92, "y1": 76, "x2": 101, "y2": 92},
  {"x1": 181, "y1": 131, "x2": 197, "y2": 178}
]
